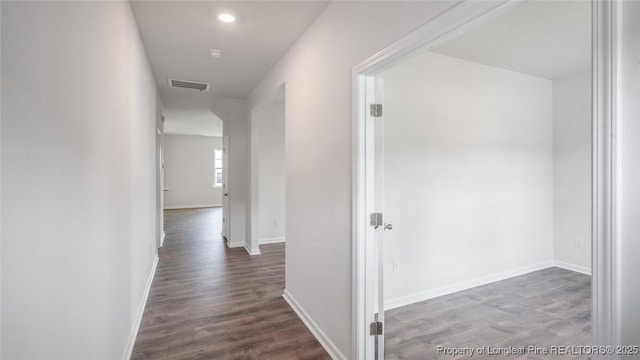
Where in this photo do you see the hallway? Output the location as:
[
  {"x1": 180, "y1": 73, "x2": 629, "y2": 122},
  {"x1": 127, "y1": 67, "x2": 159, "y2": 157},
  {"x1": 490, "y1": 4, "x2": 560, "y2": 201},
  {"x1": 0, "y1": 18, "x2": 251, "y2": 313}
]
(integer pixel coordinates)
[{"x1": 131, "y1": 208, "x2": 329, "y2": 359}]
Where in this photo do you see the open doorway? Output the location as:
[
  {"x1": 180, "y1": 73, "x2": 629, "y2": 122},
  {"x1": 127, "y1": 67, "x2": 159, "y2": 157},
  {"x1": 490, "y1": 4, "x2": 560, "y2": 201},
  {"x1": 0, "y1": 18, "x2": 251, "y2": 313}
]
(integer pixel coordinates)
[
  {"x1": 250, "y1": 84, "x2": 286, "y2": 255},
  {"x1": 381, "y1": 0, "x2": 592, "y2": 354},
  {"x1": 161, "y1": 111, "x2": 225, "y2": 235},
  {"x1": 353, "y1": 1, "x2": 618, "y2": 359}
]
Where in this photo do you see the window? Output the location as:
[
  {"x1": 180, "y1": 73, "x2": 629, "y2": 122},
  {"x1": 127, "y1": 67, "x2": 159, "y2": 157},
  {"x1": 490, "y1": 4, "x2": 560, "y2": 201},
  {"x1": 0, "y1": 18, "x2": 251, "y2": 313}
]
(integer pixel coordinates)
[{"x1": 214, "y1": 149, "x2": 223, "y2": 187}]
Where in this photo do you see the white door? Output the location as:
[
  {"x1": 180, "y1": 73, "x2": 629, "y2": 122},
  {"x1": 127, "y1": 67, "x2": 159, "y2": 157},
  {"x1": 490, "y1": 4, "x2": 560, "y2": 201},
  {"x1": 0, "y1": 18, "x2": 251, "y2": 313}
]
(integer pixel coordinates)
[
  {"x1": 222, "y1": 135, "x2": 231, "y2": 240},
  {"x1": 159, "y1": 137, "x2": 165, "y2": 247},
  {"x1": 157, "y1": 122, "x2": 166, "y2": 248},
  {"x1": 365, "y1": 76, "x2": 388, "y2": 360}
]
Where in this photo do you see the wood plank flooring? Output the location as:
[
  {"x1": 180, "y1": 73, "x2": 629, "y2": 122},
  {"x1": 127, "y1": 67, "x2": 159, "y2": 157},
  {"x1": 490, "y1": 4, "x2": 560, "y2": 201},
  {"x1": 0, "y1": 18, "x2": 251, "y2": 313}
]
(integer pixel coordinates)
[
  {"x1": 133, "y1": 208, "x2": 592, "y2": 359},
  {"x1": 385, "y1": 267, "x2": 592, "y2": 360},
  {"x1": 131, "y1": 208, "x2": 330, "y2": 360}
]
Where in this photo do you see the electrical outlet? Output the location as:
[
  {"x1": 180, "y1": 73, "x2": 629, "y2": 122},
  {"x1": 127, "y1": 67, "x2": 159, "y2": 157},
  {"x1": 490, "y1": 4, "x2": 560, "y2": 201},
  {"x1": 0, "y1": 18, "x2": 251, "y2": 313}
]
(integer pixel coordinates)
[
  {"x1": 393, "y1": 260, "x2": 399, "y2": 273},
  {"x1": 273, "y1": 218, "x2": 279, "y2": 226},
  {"x1": 574, "y1": 237, "x2": 585, "y2": 247}
]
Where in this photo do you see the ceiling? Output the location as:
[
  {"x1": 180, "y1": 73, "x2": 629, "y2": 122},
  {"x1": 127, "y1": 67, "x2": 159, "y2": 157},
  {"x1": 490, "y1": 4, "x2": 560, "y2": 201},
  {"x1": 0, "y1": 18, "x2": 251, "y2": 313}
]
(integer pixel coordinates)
[
  {"x1": 163, "y1": 110, "x2": 223, "y2": 137},
  {"x1": 131, "y1": 1, "x2": 327, "y2": 135},
  {"x1": 432, "y1": 0, "x2": 591, "y2": 80}
]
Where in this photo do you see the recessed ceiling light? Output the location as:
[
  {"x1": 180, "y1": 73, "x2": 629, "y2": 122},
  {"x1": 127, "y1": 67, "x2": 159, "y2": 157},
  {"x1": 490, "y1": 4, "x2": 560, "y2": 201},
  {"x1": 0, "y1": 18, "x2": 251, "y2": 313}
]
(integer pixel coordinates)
[
  {"x1": 209, "y1": 49, "x2": 223, "y2": 59},
  {"x1": 218, "y1": 13, "x2": 236, "y2": 23}
]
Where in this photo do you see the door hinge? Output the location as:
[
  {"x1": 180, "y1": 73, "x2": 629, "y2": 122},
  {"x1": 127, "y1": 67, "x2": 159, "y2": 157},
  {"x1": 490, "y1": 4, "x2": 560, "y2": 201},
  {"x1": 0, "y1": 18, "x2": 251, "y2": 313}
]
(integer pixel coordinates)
[
  {"x1": 370, "y1": 321, "x2": 383, "y2": 336},
  {"x1": 370, "y1": 213, "x2": 383, "y2": 229},
  {"x1": 370, "y1": 104, "x2": 383, "y2": 118}
]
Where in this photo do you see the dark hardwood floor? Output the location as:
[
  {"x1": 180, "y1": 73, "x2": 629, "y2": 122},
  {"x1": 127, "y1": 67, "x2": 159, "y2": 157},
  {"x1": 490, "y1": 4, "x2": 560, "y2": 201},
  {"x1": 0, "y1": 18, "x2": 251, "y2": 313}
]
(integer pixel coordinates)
[
  {"x1": 133, "y1": 208, "x2": 591, "y2": 359},
  {"x1": 131, "y1": 208, "x2": 330, "y2": 360},
  {"x1": 385, "y1": 267, "x2": 592, "y2": 360}
]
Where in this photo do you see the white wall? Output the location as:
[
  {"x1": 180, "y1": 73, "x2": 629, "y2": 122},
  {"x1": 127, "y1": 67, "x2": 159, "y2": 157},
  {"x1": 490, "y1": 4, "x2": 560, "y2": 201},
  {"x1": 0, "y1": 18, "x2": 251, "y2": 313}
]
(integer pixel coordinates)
[
  {"x1": 215, "y1": 98, "x2": 250, "y2": 248},
  {"x1": 552, "y1": 70, "x2": 592, "y2": 273},
  {"x1": 248, "y1": 2, "x2": 459, "y2": 357},
  {"x1": 1, "y1": 2, "x2": 158, "y2": 359},
  {"x1": 620, "y1": 0, "x2": 640, "y2": 349},
  {"x1": 254, "y1": 100, "x2": 286, "y2": 243},
  {"x1": 163, "y1": 134, "x2": 223, "y2": 209},
  {"x1": 381, "y1": 51, "x2": 554, "y2": 308}
]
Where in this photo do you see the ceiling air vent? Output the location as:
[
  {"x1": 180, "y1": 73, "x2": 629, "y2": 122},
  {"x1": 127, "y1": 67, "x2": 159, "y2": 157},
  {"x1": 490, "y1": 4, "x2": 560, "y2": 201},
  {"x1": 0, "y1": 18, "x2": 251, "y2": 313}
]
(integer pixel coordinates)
[{"x1": 168, "y1": 78, "x2": 210, "y2": 92}]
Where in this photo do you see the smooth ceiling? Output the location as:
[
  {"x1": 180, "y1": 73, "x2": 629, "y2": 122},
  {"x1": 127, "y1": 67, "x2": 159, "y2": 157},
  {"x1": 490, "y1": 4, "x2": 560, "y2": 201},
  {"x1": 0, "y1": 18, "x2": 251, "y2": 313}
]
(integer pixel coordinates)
[
  {"x1": 432, "y1": 0, "x2": 591, "y2": 80},
  {"x1": 131, "y1": 1, "x2": 327, "y2": 133},
  {"x1": 164, "y1": 110, "x2": 223, "y2": 137}
]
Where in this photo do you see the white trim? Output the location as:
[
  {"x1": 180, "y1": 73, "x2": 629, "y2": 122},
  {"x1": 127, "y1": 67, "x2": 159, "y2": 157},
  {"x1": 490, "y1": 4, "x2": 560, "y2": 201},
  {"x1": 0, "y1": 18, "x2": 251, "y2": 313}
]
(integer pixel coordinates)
[
  {"x1": 385, "y1": 261, "x2": 553, "y2": 311},
  {"x1": 283, "y1": 289, "x2": 347, "y2": 360},
  {"x1": 352, "y1": 0, "x2": 520, "y2": 76},
  {"x1": 554, "y1": 260, "x2": 592, "y2": 276},
  {"x1": 351, "y1": 72, "x2": 367, "y2": 360},
  {"x1": 164, "y1": 204, "x2": 221, "y2": 210},
  {"x1": 259, "y1": 237, "x2": 285, "y2": 245},
  {"x1": 122, "y1": 255, "x2": 158, "y2": 360},
  {"x1": 159, "y1": 231, "x2": 166, "y2": 248},
  {"x1": 592, "y1": 0, "x2": 622, "y2": 352},
  {"x1": 226, "y1": 241, "x2": 245, "y2": 249},
  {"x1": 244, "y1": 243, "x2": 261, "y2": 256}
]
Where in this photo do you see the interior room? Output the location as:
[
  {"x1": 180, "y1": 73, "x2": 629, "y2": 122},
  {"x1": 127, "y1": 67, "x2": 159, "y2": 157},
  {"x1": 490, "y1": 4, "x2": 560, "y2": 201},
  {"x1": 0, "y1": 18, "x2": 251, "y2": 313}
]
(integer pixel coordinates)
[
  {"x1": 378, "y1": 1, "x2": 592, "y2": 357},
  {"x1": 162, "y1": 111, "x2": 224, "y2": 211}
]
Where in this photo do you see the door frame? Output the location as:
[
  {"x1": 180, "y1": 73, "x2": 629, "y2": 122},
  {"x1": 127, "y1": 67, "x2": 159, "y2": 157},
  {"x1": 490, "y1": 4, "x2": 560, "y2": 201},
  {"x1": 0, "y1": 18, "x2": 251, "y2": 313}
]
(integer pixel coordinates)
[{"x1": 351, "y1": 1, "x2": 622, "y2": 359}]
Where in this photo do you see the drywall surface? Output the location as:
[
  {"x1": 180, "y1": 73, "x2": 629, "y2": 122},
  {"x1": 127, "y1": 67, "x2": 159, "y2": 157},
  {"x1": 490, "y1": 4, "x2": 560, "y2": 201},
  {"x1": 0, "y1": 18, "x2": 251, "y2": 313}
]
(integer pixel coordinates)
[
  {"x1": 248, "y1": 2, "x2": 459, "y2": 357},
  {"x1": 216, "y1": 98, "x2": 250, "y2": 248},
  {"x1": 381, "y1": 51, "x2": 554, "y2": 306},
  {"x1": 621, "y1": 0, "x2": 640, "y2": 349},
  {"x1": 552, "y1": 70, "x2": 592, "y2": 273},
  {"x1": 254, "y1": 100, "x2": 286, "y2": 243},
  {"x1": 163, "y1": 134, "x2": 223, "y2": 209},
  {"x1": 1, "y1": 2, "x2": 158, "y2": 359}
]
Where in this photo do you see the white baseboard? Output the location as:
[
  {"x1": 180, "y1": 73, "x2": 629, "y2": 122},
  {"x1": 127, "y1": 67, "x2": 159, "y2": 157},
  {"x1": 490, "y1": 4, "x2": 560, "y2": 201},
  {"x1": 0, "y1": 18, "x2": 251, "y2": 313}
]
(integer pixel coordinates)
[
  {"x1": 554, "y1": 260, "x2": 592, "y2": 275},
  {"x1": 385, "y1": 260, "x2": 554, "y2": 311},
  {"x1": 159, "y1": 231, "x2": 166, "y2": 248},
  {"x1": 282, "y1": 289, "x2": 347, "y2": 360},
  {"x1": 226, "y1": 241, "x2": 245, "y2": 248},
  {"x1": 260, "y1": 237, "x2": 285, "y2": 245},
  {"x1": 244, "y1": 243, "x2": 261, "y2": 256},
  {"x1": 164, "y1": 204, "x2": 222, "y2": 210},
  {"x1": 122, "y1": 254, "x2": 158, "y2": 360}
]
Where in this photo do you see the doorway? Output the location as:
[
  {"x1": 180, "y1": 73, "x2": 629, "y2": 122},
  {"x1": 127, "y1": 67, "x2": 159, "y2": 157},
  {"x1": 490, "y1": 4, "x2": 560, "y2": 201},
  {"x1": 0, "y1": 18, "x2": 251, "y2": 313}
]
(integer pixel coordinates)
[{"x1": 353, "y1": 1, "x2": 620, "y2": 359}]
